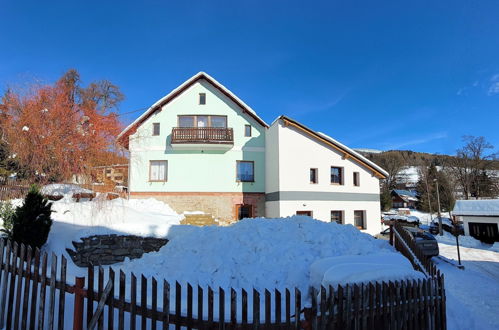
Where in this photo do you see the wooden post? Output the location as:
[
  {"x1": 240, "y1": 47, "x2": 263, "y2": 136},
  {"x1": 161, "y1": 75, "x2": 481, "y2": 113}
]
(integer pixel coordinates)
[
  {"x1": 389, "y1": 225, "x2": 394, "y2": 246},
  {"x1": 73, "y1": 277, "x2": 85, "y2": 330}
]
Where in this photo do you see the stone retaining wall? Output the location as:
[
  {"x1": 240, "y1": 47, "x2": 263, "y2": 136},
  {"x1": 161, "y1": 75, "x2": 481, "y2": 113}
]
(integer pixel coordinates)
[{"x1": 66, "y1": 234, "x2": 168, "y2": 267}]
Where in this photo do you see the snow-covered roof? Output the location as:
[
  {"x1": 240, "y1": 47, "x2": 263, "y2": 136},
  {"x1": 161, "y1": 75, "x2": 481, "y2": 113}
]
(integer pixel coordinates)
[
  {"x1": 393, "y1": 189, "x2": 418, "y2": 198},
  {"x1": 453, "y1": 199, "x2": 499, "y2": 216},
  {"x1": 117, "y1": 72, "x2": 268, "y2": 147},
  {"x1": 276, "y1": 116, "x2": 389, "y2": 178}
]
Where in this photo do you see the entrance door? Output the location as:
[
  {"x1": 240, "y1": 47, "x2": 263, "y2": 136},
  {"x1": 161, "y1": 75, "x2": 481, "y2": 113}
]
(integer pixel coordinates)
[
  {"x1": 468, "y1": 222, "x2": 499, "y2": 243},
  {"x1": 236, "y1": 204, "x2": 253, "y2": 220},
  {"x1": 296, "y1": 211, "x2": 313, "y2": 217}
]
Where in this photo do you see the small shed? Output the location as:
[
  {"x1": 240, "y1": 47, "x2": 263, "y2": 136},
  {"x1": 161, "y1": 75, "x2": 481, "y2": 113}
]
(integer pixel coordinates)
[{"x1": 453, "y1": 199, "x2": 499, "y2": 243}]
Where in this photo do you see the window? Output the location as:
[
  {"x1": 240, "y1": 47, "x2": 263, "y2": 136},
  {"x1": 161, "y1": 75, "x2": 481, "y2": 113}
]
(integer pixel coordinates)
[
  {"x1": 152, "y1": 123, "x2": 160, "y2": 136},
  {"x1": 236, "y1": 161, "x2": 254, "y2": 182},
  {"x1": 353, "y1": 172, "x2": 360, "y2": 186},
  {"x1": 296, "y1": 211, "x2": 313, "y2": 217},
  {"x1": 331, "y1": 211, "x2": 343, "y2": 224},
  {"x1": 178, "y1": 115, "x2": 227, "y2": 128},
  {"x1": 310, "y1": 168, "x2": 318, "y2": 184},
  {"x1": 354, "y1": 210, "x2": 366, "y2": 229},
  {"x1": 244, "y1": 125, "x2": 252, "y2": 137},
  {"x1": 149, "y1": 160, "x2": 167, "y2": 182},
  {"x1": 331, "y1": 167, "x2": 343, "y2": 185},
  {"x1": 199, "y1": 93, "x2": 206, "y2": 105}
]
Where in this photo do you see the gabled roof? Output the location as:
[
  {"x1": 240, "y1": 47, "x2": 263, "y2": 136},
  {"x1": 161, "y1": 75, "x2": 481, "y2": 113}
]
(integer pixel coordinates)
[
  {"x1": 453, "y1": 199, "x2": 499, "y2": 216},
  {"x1": 392, "y1": 190, "x2": 418, "y2": 198},
  {"x1": 117, "y1": 72, "x2": 268, "y2": 148},
  {"x1": 277, "y1": 116, "x2": 388, "y2": 179}
]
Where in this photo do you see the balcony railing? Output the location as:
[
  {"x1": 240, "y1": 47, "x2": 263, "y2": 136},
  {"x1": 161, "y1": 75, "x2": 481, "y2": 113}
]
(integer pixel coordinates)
[{"x1": 171, "y1": 127, "x2": 234, "y2": 144}]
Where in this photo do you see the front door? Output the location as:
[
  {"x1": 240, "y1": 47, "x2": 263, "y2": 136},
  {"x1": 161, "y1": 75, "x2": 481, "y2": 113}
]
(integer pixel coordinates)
[{"x1": 237, "y1": 204, "x2": 253, "y2": 220}]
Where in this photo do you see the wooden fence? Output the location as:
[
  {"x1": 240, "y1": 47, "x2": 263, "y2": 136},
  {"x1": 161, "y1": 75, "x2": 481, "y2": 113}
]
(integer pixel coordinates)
[
  {"x1": 0, "y1": 236, "x2": 446, "y2": 330},
  {"x1": 0, "y1": 181, "x2": 30, "y2": 201}
]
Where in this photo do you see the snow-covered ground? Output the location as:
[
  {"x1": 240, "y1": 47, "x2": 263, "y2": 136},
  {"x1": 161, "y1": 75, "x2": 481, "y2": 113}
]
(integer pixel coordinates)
[{"x1": 435, "y1": 232, "x2": 499, "y2": 330}]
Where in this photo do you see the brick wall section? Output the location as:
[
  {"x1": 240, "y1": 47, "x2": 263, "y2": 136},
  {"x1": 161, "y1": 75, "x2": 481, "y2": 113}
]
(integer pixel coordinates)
[
  {"x1": 130, "y1": 192, "x2": 266, "y2": 225},
  {"x1": 66, "y1": 234, "x2": 168, "y2": 267}
]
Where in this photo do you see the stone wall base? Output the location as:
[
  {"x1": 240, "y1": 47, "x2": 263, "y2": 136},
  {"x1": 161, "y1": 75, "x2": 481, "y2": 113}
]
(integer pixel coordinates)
[{"x1": 130, "y1": 192, "x2": 265, "y2": 225}]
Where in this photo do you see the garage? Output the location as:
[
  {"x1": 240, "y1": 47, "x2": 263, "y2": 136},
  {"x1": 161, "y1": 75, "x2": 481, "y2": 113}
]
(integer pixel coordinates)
[{"x1": 453, "y1": 199, "x2": 499, "y2": 243}]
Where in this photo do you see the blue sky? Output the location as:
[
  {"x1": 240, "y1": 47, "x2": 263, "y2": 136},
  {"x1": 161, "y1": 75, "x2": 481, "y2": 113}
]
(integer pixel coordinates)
[{"x1": 1, "y1": 0, "x2": 498, "y2": 155}]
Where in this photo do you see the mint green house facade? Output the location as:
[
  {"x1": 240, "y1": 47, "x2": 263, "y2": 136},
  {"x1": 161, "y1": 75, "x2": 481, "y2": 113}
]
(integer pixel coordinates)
[{"x1": 118, "y1": 72, "x2": 268, "y2": 222}]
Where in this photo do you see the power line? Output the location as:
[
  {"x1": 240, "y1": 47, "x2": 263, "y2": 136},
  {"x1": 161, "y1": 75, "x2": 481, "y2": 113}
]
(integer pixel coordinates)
[{"x1": 116, "y1": 107, "x2": 149, "y2": 117}]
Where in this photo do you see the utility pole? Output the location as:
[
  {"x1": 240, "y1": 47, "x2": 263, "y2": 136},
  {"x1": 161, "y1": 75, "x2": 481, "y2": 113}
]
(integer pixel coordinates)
[
  {"x1": 425, "y1": 174, "x2": 433, "y2": 225},
  {"x1": 434, "y1": 178, "x2": 443, "y2": 236}
]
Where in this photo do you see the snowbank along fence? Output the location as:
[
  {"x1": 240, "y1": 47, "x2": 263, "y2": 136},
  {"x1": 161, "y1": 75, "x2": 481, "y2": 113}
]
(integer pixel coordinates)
[{"x1": 0, "y1": 237, "x2": 446, "y2": 330}]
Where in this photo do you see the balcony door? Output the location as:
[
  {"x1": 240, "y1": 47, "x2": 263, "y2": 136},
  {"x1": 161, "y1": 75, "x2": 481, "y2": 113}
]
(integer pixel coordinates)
[
  {"x1": 178, "y1": 115, "x2": 227, "y2": 128},
  {"x1": 197, "y1": 116, "x2": 208, "y2": 127}
]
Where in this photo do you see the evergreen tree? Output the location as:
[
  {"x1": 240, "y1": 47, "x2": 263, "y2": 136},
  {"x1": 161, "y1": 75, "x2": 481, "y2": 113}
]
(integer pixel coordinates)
[
  {"x1": 416, "y1": 164, "x2": 455, "y2": 213},
  {"x1": 380, "y1": 190, "x2": 393, "y2": 211},
  {"x1": 11, "y1": 185, "x2": 53, "y2": 248}
]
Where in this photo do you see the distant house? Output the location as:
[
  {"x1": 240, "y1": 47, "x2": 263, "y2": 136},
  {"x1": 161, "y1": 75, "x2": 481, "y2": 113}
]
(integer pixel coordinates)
[
  {"x1": 117, "y1": 72, "x2": 388, "y2": 234},
  {"x1": 391, "y1": 190, "x2": 418, "y2": 209},
  {"x1": 453, "y1": 199, "x2": 499, "y2": 243}
]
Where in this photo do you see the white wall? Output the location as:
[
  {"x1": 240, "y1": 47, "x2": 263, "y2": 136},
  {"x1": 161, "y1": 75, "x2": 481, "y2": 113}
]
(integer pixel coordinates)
[{"x1": 265, "y1": 119, "x2": 383, "y2": 235}]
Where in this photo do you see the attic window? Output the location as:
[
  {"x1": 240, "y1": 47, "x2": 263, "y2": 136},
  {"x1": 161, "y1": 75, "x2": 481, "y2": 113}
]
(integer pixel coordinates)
[
  {"x1": 199, "y1": 93, "x2": 206, "y2": 105},
  {"x1": 152, "y1": 123, "x2": 160, "y2": 136}
]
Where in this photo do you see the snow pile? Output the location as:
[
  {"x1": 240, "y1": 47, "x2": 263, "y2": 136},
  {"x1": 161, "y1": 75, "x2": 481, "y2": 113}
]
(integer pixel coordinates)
[
  {"x1": 436, "y1": 230, "x2": 499, "y2": 252},
  {"x1": 118, "y1": 216, "x2": 405, "y2": 291},
  {"x1": 453, "y1": 199, "x2": 499, "y2": 216},
  {"x1": 383, "y1": 214, "x2": 420, "y2": 223},
  {"x1": 310, "y1": 253, "x2": 424, "y2": 289},
  {"x1": 41, "y1": 183, "x2": 93, "y2": 197},
  {"x1": 45, "y1": 198, "x2": 183, "y2": 260}
]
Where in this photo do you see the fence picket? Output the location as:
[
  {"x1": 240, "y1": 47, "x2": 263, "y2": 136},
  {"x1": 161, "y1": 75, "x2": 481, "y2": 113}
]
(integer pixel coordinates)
[
  {"x1": 87, "y1": 265, "x2": 94, "y2": 326},
  {"x1": 368, "y1": 283, "x2": 374, "y2": 330},
  {"x1": 108, "y1": 268, "x2": 115, "y2": 330},
  {"x1": 337, "y1": 285, "x2": 344, "y2": 329},
  {"x1": 219, "y1": 287, "x2": 225, "y2": 330},
  {"x1": 97, "y1": 267, "x2": 104, "y2": 330},
  {"x1": 230, "y1": 288, "x2": 236, "y2": 328},
  {"x1": 198, "y1": 285, "x2": 203, "y2": 329},
  {"x1": 328, "y1": 285, "x2": 335, "y2": 330},
  {"x1": 285, "y1": 288, "x2": 291, "y2": 328},
  {"x1": 241, "y1": 288, "x2": 248, "y2": 327},
  {"x1": 29, "y1": 248, "x2": 40, "y2": 330},
  {"x1": 207, "y1": 286, "x2": 213, "y2": 328},
  {"x1": 187, "y1": 283, "x2": 193, "y2": 330},
  {"x1": 14, "y1": 243, "x2": 26, "y2": 329},
  {"x1": 352, "y1": 284, "x2": 360, "y2": 330},
  {"x1": 294, "y1": 288, "x2": 300, "y2": 329},
  {"x1": 320, "y1": 286, "x2": 326, "y2": 330},
  {"x1": 152, "y1": 277, "x2": 158, "y2": 330},
  {"x1": 275, "y1": 288, "x2": 281, "y2": 326},
  {"x1": 6, "y1": 241, "x2": 19, "y2": 329},
  {"x1": 48, "y1": 253, "x2": 57, "y2": 330},
  {"x1": 131, "y1": 273, "x2": 137, "y2": 330},
  {"x1": 440, "y1": 275, "x2": 447, "y2": 329},
  {"x1": 310, "y1": 287, "x2": 317, "y2": 330},
  {"x1": 265, "y1": 289, "x2": 271, "y2": 326},
  {"x1": 118, "y1": 270, "x2": 126, "y2": 330},
  {"x1": 162, "y1": 280, "x2": 170, "y2": 330},
  {"x1": 253, "y1": 289, "x2": 260, "y2": 329},
  {"x1": 141, "y1": 275, "x2": 147, "y2": 330},
  {"x1": 57, "y1": 255, "x2": 67, "y2": 330},
  {"x1": 22, "y1": 245, "x2": 33, "y2": 330},
  {"x1": 175, "y1": 281, "x2": 181, "y2": 330},
  {"x1": 37, "y1": 252, "x2": 48, "y2": 330}
]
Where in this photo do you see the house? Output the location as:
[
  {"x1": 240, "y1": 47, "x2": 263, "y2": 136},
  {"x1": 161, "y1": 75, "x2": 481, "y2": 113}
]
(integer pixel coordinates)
[
  {"x1": 117, "y1": 72, "x2": 388, "y2": 234},
  {"x1": 453, "y1": 199, "x2": 499, "y2": 243},
  {"x1": 391, "y1": 189, "x2": 418, "y2": 209}
]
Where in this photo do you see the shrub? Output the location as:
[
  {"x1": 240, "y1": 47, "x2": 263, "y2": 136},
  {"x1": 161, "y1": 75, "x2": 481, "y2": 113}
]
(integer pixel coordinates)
[
  {"x1": 11, "y1": 185, "x2": 53, "y2": 248},
  {"x1": 0, "y1": 201, "x2": 15, "y2": 235}
]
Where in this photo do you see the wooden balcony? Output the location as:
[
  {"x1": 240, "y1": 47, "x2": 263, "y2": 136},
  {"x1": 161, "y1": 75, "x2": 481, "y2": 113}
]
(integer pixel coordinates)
[{"x1": 171, "y1": 127, "x2": 234, "y2": 145}]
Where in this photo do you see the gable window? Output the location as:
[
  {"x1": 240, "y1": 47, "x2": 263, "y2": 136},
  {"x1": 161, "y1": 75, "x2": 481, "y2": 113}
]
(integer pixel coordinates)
[
  {"x1": 244, "y1": 125, "x2": 252, "y2": 137},
  {"x1": 354, "y1": 210, "x2": 366, "y2": 229},
  {"x1": 353, "y1": 172, "x2": 360, "y2": 186},
  {"x1": 331, "y1": 167, "x2": 343, "y2": 185},
  {"x1": 152, "y1": 123, "x2": 160, "y2": 136},
  {"x1": 178, "y1": 115, "x2": 227, "y2": 128},
  {"x1": 331, "y1": 210, "x2": 343, "y2": 224},
  {"x1": 199, "y1": 93, "x2": 206, "y2": 105},
  {"x1": 310, "y1": 168, "x2": 318, "y2": 184},
  {"x1": 236, "y1": 161, "x2": 254, "y2": 182},
  {"x1": 149, "y1": 160, "x2": 167, "y2": 182}
]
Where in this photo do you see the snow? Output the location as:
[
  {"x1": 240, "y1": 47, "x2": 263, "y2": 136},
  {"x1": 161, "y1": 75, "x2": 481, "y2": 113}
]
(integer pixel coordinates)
[
  {"x1": 22, "y1": 126, "x2": 29, "y2": 131},
  {"x1": 40, "y1": 183, "x2": 93, "y2": 197},
  {"x1": 310, "y1": 253, "x2": 423, "y2": 289},
  {"x1": 116, "y1": 216, "x2": 400, "y2": 292},
  {"x1": 435, "y1": 238, "x2": 499, "y2": 330},
  {"x1": 435, "y1": 230, "x2": 499, "y2": 252},
  {"x1": 453, "y1": 199, "x2": 499, "y2": 216},
  {"x1": 383, "y1": 214, "x2": 420, "y2": 223}
]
